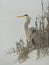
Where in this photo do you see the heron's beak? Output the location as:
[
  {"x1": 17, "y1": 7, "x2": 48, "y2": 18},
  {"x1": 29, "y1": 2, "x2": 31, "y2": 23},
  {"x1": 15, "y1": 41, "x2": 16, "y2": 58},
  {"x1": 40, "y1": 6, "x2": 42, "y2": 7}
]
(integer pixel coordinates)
[{"x1": 16, "y1": 16, "x2": 25, "y2": 18}]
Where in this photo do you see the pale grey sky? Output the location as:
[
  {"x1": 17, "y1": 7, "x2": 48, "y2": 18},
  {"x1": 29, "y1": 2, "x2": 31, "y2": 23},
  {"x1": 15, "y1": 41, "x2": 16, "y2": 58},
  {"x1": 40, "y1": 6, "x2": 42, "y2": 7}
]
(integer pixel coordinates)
[{"x1": 0, "y1": 0, "x2": 48, "y2": 65}]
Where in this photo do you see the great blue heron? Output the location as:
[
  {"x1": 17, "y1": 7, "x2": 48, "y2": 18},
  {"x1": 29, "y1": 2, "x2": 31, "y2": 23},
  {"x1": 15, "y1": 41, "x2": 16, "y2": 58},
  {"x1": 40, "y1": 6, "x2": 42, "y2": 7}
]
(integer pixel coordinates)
[{"x1": 16, "y1": 14, "x2": 36, "y2": 47}]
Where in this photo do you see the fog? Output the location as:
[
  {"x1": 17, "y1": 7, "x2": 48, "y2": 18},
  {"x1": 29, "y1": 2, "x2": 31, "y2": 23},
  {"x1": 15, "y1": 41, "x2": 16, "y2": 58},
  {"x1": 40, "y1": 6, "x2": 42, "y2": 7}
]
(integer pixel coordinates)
[{"x1": 0, "y1": 0, "x2": 48, "y2": 65}]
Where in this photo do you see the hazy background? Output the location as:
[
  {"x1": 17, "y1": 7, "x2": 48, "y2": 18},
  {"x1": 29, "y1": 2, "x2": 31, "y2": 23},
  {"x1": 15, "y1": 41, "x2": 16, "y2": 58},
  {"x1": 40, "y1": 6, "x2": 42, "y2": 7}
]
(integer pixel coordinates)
[{"x1": 0, "y1": 0, "x2": 49, "y2": 65}]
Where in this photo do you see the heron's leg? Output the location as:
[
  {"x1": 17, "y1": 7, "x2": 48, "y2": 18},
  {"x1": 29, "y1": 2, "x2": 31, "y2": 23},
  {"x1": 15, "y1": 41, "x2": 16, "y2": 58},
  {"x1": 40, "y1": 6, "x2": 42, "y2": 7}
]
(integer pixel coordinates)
[
  {"x1": 36, "y1": 44, "x2": 40, "y2": 60},
  {"x1": 37, "y1": 48, "x2": 40, "y2": 59}
]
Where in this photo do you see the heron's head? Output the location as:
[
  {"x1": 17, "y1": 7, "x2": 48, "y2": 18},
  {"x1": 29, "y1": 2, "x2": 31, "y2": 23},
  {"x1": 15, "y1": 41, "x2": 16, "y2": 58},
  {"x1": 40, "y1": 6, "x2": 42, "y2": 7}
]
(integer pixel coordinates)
[{"x1": 16, "y1": 14, "x2": 31, "y2": 21}]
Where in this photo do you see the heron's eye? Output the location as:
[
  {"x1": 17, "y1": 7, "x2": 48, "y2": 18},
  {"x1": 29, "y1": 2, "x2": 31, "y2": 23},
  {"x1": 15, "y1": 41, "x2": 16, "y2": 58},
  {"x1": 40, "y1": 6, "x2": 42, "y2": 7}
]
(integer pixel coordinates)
[{"x1": 24, "y1": 14, "x2": 28, "y2": 16}]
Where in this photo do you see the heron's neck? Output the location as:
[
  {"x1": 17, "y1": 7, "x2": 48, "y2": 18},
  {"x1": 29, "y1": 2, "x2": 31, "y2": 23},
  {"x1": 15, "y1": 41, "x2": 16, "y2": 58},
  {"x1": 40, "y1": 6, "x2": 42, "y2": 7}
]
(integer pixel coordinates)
[{"x1": 24, "y1": 20, "x2": 30, "y2": 31}]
